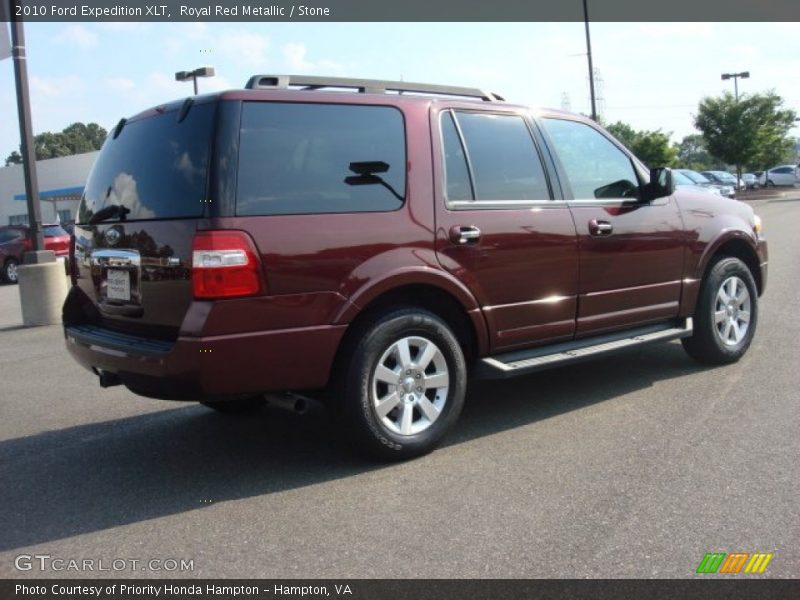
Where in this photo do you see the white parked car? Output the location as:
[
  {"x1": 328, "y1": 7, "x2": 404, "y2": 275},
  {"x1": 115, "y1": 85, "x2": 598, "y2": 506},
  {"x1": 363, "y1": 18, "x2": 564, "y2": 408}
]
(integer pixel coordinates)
[
  {"x1": 741, "y1": 173, "x2": 758, "y2": 189},
  {"x1": 759, "y1": 165, "x2": 799, "y2": 187}
]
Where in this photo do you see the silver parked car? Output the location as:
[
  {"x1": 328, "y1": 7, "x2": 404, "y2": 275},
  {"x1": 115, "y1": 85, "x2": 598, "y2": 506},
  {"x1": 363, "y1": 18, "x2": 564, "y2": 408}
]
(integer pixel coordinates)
[
  {"x1": 759, "y1": 165, "x2": 799, "y2": 187},
  {"x1": 675, "y1": 169, "x2": 736, "y2": 198}
]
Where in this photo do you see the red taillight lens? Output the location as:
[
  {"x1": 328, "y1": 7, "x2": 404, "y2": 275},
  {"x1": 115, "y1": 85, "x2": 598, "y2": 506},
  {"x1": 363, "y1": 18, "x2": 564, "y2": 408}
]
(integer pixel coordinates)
[
  {"x1": 68, "y1": 234, "x2": 77, "y2": 285},
  {"x1": 191, "y1": 230, "x2": 263, "y2": 299}
]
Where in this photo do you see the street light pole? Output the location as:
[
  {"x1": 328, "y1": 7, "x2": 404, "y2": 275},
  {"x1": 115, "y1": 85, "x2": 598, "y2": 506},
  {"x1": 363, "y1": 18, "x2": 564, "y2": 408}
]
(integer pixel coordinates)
[
  {"x1": 10, "y1": 2, "x2": 44, "y2": 252},
  {"x1": 721, "y1": 71, "x2": 750, "y2": 187},
  {"x1": 582, "y1": 0, "x2": 597, "y2": 122},
  {"x1": 175, "y1": 66, "x2": 215, "y2": 95},
  {"x1": 721, "y1": 71, "x2": 749, "y2": 102}
]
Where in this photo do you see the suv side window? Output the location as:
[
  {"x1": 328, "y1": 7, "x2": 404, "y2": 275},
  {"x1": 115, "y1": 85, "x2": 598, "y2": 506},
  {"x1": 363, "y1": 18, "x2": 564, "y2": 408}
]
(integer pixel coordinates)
[
  {"x1": 541, "y1": 118, "x2": 640, "y2": 200},
  {"x1": 237, "y1": 102, "x2": 406, "y2": 216},
  {"x1": 441, "y1": 112, "x2": 473, "y2": 201},
  {"x1": 443, "y1": 111, "x2": 550, "y2": 202}
]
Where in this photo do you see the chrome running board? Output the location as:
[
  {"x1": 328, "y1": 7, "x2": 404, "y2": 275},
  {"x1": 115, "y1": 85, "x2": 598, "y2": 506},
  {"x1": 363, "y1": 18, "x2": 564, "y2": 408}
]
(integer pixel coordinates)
[{"x1": 479, "y1": 318, "x2": 693, "y2": 378}]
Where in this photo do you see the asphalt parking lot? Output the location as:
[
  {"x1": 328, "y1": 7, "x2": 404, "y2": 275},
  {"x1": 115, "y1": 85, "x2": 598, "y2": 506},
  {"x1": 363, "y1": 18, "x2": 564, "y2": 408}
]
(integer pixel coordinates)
[{"x1": 0, "y1": 195, "x2": 798, "y2": 579}]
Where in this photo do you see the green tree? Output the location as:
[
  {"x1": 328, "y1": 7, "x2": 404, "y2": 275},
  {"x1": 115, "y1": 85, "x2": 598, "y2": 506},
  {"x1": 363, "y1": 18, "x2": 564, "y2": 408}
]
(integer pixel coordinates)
[
  {"x1": 694, "y1": 91, "x2": 796, "y2": 174},
  {"x1": 4, "y1": 122, "x2": 107, "y2": 166},
  {"x1": 606, "y1": 121, "x2": 678, "y2": 168},
  {"x1": 675, "y1": 134, "x2": 723, "y2": 171},
  {"x1": 4, "y1": 151, "x2": 22, "y2": 166}
]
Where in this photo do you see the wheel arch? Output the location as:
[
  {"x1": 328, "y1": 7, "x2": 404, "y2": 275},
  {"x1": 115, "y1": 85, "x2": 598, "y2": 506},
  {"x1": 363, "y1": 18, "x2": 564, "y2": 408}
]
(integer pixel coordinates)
[
  {"x1": 698, "y1": 233, "x2": 763, "y2": 295},
  {"x1": 331, "y1": 280, "x2": 489, "y2": 382}
]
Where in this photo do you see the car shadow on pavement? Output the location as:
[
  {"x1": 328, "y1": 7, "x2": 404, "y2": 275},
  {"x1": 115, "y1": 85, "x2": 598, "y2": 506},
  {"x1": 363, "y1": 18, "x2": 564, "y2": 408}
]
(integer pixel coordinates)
[{"x1": 0, "y1": 341, "x2": 708, "y2": 552}]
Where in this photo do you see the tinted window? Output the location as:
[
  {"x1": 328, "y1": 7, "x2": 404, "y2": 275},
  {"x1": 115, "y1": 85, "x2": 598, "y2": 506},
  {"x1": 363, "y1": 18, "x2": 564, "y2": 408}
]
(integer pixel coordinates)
[
  {"x1": 454, "y1": 112, "x2": 549, "y2": 201},
  {"x1": 43, "y1": 225, "x2": 67, "y2": 237},
  {"x1": 775, "y1": 167, "x2": 791, "y2": 174},
  {"x1": 543, "y1": 118, "x2": 640, "y2": 199},
  {"x1": 78, "y1": 103, "x2": 214, "y2": 223},
  {"x1": 441, "y1": 112, "x2": 473, "y2": 201},
  {"x1": 236, "y1": 103, "x2": 405, "y2": 216}
]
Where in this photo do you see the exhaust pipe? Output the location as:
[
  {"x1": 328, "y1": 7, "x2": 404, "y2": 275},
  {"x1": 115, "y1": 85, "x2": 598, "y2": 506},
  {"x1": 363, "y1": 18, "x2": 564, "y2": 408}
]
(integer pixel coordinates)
[
  {"x1": 264, "y1": 392, "x2": 320, "y2": 415},
  {"x1": 96, "y1": 369, "x2": 122, "y2": 388}
]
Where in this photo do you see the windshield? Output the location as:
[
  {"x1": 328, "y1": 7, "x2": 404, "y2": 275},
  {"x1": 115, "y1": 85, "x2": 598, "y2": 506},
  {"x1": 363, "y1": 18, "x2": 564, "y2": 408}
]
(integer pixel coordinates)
[
  {"x1": 77, "y1": 102, "x2": 214, "y2": 224},
  {"x1": 679, "y1": 170, "x2": 711, "y2": 184},
  {"x1": 715, "y1": 172, "x2": 737, "y2": 182},
  {"x1": 673, "y1": 171, "x2": 694, "y2": 185}
]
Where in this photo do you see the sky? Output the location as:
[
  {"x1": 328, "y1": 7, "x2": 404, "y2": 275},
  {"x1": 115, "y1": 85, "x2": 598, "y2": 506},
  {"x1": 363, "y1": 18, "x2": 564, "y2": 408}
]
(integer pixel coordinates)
[{"x1": 1, "y1": 21, "x2": 799, "y2": 160}]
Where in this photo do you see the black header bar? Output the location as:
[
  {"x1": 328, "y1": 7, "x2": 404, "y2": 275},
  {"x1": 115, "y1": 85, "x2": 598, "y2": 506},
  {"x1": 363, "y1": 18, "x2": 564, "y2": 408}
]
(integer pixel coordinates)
[{"x1": 2, "y1": 0, "x2": 800, "y2": 22}]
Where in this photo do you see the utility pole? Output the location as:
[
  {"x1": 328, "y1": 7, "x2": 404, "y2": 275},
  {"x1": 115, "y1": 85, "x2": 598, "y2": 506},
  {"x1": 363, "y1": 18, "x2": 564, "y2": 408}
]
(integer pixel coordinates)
[
  {"x1": 10, "y1": 1, "x2": 44, "y2": 252},
  {"x1": 582, "y1": 0, "x2": 597, "y2": 122}
]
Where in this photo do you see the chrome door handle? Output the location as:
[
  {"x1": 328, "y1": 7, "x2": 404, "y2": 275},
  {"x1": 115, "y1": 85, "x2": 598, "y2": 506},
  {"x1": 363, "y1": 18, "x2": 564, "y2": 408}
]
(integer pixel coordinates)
[
  {"x1": 450, "y1": 225, "x2": 482, "y2": 245},
  {"x1": 589, "y1": 219, "x2": 613, "y2": 236}
]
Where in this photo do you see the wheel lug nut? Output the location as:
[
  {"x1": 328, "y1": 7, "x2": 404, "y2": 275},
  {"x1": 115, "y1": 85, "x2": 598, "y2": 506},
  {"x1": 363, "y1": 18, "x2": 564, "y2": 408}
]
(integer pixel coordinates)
[
  {"x1": 416, "y1": 387, "x2": 423, "y2": 393},
  {"x1": 415, "y1": 373, "x2": 421, "y2": 379}
]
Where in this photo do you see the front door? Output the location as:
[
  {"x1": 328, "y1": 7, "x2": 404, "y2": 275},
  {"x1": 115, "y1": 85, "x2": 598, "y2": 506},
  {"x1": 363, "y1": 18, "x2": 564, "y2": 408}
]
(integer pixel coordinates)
[{"x1": 538, "y1": 116, "x2": 686, "y2": 337}]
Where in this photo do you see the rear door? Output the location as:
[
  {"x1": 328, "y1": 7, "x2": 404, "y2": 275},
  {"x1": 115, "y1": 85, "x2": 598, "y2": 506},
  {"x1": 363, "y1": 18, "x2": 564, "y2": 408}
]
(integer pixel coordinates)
[
  {"x1": 433, "y1": 108, "x2": 579, "y2": 352},
  {"x1": 72, "y1": 100, "x2": 216, "y2": 339},
  {"x1": 539, "y1": 116, "x2": 686, "y2": 337}
]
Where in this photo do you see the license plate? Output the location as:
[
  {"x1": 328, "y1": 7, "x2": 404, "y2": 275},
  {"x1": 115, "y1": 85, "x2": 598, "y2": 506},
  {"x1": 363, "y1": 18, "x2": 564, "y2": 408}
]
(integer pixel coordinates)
[{"x1": 107, "y1": 269, "x2": 130, "y2": 301}]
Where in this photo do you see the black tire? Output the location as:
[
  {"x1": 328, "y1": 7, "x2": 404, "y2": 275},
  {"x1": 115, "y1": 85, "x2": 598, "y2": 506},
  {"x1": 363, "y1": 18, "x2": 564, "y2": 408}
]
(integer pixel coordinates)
[
  {"x1": 336, "y1": 308, "x2": 467, "y2": 461},
  {"x1": 682, "y1": 256, "x2": 758, "y2": 365},
  {"x1": 3, "y1": 258, "x2": 19, "y2": 284},
  {"x1": 200, "y1": 396, "x2": 266, "y2": 414},
  {"x1": 765, "y1": 180, "x2": 774, "y2": 188}
]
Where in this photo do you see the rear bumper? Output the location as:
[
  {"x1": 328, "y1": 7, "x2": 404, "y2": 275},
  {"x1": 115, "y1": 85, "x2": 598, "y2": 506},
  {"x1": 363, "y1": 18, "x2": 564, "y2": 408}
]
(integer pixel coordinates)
[{"x1": 64, "y1": 322, "x2": 346, "y2": 400}]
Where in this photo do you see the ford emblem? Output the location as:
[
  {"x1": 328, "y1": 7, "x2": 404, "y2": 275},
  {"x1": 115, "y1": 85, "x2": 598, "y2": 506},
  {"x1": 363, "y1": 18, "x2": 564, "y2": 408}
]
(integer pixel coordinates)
[{"x1": 105, "y1": 228, "x2": 121, "y2": 246}]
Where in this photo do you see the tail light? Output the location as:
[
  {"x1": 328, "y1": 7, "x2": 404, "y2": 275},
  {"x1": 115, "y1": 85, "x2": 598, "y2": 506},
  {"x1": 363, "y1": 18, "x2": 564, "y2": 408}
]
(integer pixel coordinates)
[
  {"x1": 192, "y1": 230, "x2": 263, "y2": 299},
  {"x1": 68, "y1": 234, "x2": 77, "y2": 285}
]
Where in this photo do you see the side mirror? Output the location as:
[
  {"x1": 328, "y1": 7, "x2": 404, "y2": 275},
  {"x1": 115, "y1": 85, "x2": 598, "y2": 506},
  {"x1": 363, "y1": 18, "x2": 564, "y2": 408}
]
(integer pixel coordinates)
[{"x1": 642, "y1": 167, "x2": 675, "y2": 202}]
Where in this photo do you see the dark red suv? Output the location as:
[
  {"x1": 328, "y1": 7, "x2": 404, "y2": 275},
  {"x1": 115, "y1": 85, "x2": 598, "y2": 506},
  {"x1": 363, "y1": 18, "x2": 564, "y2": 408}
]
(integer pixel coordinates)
[{"x1": 63, "y1": 75, "x2": 767, "y2": 459}]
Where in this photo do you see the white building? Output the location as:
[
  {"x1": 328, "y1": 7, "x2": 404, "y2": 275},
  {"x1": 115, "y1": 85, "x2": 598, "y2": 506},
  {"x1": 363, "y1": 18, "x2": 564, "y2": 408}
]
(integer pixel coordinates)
[{"x1": 0, "y1": 151, "x2": 98, "y2": 226}]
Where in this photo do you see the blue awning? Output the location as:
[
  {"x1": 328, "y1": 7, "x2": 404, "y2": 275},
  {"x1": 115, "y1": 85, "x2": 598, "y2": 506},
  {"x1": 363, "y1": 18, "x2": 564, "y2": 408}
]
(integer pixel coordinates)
[{"x1": 14, "y1": 186, "x2": 84, "y2": 201}]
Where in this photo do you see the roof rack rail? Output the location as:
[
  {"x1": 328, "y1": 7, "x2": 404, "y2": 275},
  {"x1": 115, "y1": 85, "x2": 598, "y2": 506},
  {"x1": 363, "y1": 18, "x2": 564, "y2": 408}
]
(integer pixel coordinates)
[{"x1": 244, "y1": 74, "x2": 504, "y2": 102}]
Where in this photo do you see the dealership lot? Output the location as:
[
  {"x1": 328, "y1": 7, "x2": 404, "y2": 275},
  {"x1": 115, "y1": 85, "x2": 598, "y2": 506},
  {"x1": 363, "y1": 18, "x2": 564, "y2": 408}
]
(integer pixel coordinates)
[{"x1": 0, "y1": 196, "x2": 798, "y2": 579}]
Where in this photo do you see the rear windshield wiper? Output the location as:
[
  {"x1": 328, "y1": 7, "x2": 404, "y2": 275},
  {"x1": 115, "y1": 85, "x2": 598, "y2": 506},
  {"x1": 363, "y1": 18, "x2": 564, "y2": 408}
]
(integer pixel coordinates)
[{"x1": 89, "y1": 204, "x2": 130, "y2": 224}]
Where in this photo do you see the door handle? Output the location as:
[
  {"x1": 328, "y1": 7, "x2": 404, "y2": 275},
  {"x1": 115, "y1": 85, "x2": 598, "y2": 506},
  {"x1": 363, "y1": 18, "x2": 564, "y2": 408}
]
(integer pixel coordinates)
[
  {"x1": 588, "y1": 219, "x2": 613, "y2": 236},
  {"x1": 449, "y1": 225, "x2": 482, "y2": 245}
]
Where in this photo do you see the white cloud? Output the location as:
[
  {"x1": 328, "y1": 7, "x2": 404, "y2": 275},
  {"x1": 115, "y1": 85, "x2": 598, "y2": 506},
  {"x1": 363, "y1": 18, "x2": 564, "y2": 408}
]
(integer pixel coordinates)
[
  {"x1": 281, "y1": 42, "x2": 342, "y2": 74},
  {"x1": 148, "y1": 71, "x2": 182, "y2": 94},
  {"x1": 55, "y1": 25, "x2": 98, "y2": 50},
  {"x1": 218, "y1": 30, "x2": 269, "y2": 67},
  {"x1": 200, "y1": 76, "x2": 234, "y2": 93},
  {"x1": 105, "y1": 78, "x2": 136, "y2": 93},
  {"x1": 30, "y1": 76, "x2": 84, "y2": 98}
]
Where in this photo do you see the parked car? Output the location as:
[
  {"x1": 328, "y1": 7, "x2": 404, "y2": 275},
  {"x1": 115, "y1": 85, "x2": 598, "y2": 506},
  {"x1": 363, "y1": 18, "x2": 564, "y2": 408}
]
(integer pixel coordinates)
[
  {"x1": 741, "y1": 173, "x2": 758, "y2": 190},
  {"x1": 759, "y1": 165, "x2": 799, "y2": 187},
  {"x1": 672, "y1": 170, "x2": 722, "y2": 196},
  {"x1": 0, "y1": 224, "x2": 70, "y2": 283},
  {"x1": 701, "y1": 170, "x2": 744, "y2": 192},
  {"x1": 62, "y1": 75, "x2": 768, "y2": 460},
  {"x1": 674, "y1": 169, "x2": 736, "y2": 198}
]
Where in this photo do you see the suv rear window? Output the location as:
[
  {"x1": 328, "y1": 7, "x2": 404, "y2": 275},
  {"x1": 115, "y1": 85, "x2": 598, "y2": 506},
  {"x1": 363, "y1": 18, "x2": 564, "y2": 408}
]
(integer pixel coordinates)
[
  {"x1": 236, "y1": 102, "x2": 406, "y2": 216},
  {"x1": 77, "y1": 103, "x2": 215, "y2": 223}
]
